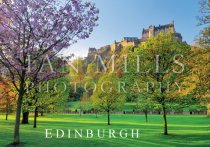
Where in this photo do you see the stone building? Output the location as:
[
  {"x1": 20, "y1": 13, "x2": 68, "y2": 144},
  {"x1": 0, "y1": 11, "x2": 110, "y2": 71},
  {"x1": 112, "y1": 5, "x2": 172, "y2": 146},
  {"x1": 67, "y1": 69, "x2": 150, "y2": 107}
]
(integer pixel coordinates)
[
  {"x1": 111, "y1": 38, "x2": 140, "y2": 53},
  {"x1": 88, "y1": 21, "x2": 183, "y2": 54},
  {"x1": 142, "y1": 21, "x2": 182, "y2": 42}
]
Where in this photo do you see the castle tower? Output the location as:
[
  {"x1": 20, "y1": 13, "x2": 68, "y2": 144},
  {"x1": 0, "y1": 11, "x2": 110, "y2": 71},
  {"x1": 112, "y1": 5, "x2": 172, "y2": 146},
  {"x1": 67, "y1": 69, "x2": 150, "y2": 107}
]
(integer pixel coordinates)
[
  {"x1": 148, "y1": 25, "x2": 155, "y2": 38},
  {"x1": 141, "y1": 21, "x2": 182, "y2": 42}
]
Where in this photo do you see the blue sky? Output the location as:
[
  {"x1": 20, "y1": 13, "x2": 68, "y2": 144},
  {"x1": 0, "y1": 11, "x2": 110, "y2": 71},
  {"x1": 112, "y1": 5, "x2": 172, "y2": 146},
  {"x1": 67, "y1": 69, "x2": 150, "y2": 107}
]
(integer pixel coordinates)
[{"x1": 63, "y1": 0, "x2": 201, "y2": 57}]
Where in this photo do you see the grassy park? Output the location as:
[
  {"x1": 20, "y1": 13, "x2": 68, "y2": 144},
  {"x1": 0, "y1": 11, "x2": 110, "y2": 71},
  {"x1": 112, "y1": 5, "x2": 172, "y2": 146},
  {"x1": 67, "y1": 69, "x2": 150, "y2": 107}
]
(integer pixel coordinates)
[
  {"x1": 0, "y1": 0, "x2": 209, "y2": 146},
  {"x1": 0, "y1": 114, "x2": 209, "y2": 147}
]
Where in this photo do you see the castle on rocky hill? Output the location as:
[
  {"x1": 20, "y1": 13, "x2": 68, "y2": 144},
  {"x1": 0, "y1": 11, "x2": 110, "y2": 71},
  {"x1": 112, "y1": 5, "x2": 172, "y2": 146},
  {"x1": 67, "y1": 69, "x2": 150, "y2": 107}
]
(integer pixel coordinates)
[
  {"x1": 141, "y1": 21, "x2": 182, "y2": 42},
  {"x1": 87, "y1": 21, "x2": 183, "y2": 58}
]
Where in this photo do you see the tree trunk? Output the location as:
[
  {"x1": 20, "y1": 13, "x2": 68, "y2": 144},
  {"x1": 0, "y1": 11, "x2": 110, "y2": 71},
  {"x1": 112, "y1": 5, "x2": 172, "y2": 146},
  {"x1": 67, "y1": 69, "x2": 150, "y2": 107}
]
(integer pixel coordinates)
[
  {"x1": 162, "y1": 103, "x2": 168, "y2": 135},
  {"x1": 6, "y1": 113, "x2": 8, "y2": 120},
  {"x1": 13, "y1": 83, "x2": 24, "y2": 145},
  {"x1": 40, "y1": 111, "x2": 44, "y2": 116},
  {"x1": 96, "y1": 112, "x2": 98, "y2": 118},
  {"x1": 33, "y1": 107, "x2": 38, "y2": 128},
  {"x1": 22, "y1": 111, "x2": 29, "y2": 124},
  {"x1": 80, "y1": 109, "x2": 82, "y2": 116},
  {"x1": 207, "y1": 103, "x2": 210, "y2": 116},
  {"x1": 108, "y1": 110, "x2": 110, "y2": 125},
  {"x1": 144, "y1": 111, "x2": 148, "y2": 123}
]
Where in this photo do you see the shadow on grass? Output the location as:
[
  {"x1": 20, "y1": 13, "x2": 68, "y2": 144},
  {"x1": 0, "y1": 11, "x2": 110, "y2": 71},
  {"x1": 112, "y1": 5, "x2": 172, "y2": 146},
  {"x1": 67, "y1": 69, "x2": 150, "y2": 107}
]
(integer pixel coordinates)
[
  {"x1": 163, "y1": 133, "x2": 210, "y2": 141},
  {"x1": 7, "y1": 142, "x2": 26, "y2": 147}
]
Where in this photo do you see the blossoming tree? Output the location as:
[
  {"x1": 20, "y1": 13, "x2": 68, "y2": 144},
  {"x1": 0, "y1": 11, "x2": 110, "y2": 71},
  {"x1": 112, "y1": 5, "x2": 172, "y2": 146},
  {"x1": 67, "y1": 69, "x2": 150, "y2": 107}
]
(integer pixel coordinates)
[{"x1": 0, "y1": 0, "x2": 99, "y2": 145}]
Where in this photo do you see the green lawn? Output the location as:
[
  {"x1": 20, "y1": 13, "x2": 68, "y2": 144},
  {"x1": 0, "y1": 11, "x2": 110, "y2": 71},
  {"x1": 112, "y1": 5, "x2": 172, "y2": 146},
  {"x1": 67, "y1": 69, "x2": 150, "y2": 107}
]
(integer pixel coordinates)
[
  {"x1": 0, "y1": 114, "x2": 209, "y2": 147},
  {"x1": 64, "y1": 102, "x2": 136, "y2": 112}
]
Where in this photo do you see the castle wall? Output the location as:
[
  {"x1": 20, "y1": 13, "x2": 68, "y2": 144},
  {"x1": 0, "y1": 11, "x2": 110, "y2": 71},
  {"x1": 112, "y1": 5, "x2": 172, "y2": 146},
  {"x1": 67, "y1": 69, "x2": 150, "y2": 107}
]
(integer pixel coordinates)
[
  {"x1": 121, "y1": 41, "x2": 135, "y2": 48},
  {"x1": 88, "y1": 22, "x2": 182, "y2": 58},
  {"x1": 111, "y1": 40, "x2": 139, "y2": 53},
  {"x1": 142, "y1": 22, "x2": 180, "y2": 41}
]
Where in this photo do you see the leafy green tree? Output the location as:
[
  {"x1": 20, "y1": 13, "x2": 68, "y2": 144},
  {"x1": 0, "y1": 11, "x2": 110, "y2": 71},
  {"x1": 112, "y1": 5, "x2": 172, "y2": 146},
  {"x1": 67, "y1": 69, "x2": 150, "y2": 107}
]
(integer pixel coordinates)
[
  {"x1": 196, "y1": 0, "x2": 210, "y2": 115},
  {"x1": 91, "y1": 73, "x2": 125, "y2": 125},
  {"x1": 35, "y1": 77, "x2": 69, "y2": 127},
  {"x1": 188, "y1": 47, "x2": 210, "y2": 115},
  {"x1": 86, "y1": 63, "x2": 97, "y2": 76},
  {"x1": 78, "y1": 92, "x2": 92, "y2": 116},
  {"x1": 135, "y1": 96, "x2": 156, "y2": 122},
  {"x1": 123, "y1": 66, "x2": 156, "y2": 122},
  {"x1": 22, "y1": 56, "x2": 70, "y2": 124},
  {"x1": 125, "y1": 33, "x2": 191, "y2": 135},
  {"x1": 68, "y1": 86, "x2": 84, "y2": 101},
  {"x1": 69, "y1": 58, "x2": 85, "y2": 83},
  {"x1": 84, "y1": 63, "x2": 98, "y2": 95},
  {"x1": 68, "y1": 58, "x2": 86, "y2": 103},
  {"x1": 23, "y1": 77, "x2": 70, "y2": 128}
]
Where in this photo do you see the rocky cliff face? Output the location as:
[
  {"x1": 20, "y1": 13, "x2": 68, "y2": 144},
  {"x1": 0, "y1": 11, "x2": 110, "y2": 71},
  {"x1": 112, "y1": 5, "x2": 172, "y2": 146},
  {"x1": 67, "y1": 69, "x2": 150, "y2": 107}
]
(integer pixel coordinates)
[{"x1": 83, "y1": 41, "x2": 137, "y2": 75}]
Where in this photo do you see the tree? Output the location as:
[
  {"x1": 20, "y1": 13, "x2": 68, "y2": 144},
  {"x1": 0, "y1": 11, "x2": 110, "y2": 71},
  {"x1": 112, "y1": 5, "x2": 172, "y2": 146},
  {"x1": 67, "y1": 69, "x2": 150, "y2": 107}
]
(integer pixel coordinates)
[
  {"x1": 79, "y1": 92, "x2": 92, "y2": 116},
  {"x1": 0, "y1": 0, "x2": 99, "y2": 145},
  {"x1": 69, "y1": 58, "x2": 85, "y2": 83},
  {"x1": 22, "y1": 55, "x2": 70, "y2": 127},
  {"x1": 196, "y1": 0, "x2": 210, "y2": 115},
  {"x1": 68, "y1": 58, "x2": 86, "y2": 102},
  {"x1": 0, "y1": 81, "x2": 16, "y2": 120},
  {"x1": 135, "y1": 96, "x2": 155, "y2": 123},
  {"x1": 125, "y1": 33, "x2": 191, "y2": 135},
  {"x1": 84, "y1": 63, "x2": 99, "y2": 117},
  {"x1": 91, "y1": 73, "x2": 125, "y2": 125},
  {"x1": 188, "y1": 47, "x2": 210, "y2": 115},
  {"x1": 22, "y1": 56, "x2": 70, "y2": 124},
  {"x1": 197, "y1": 0, "x2": 210, "y2": 49},
  {"x1": 32, "y1": 77, "x2": 70, "y2": 128},
  {"x1": 21, "y1": 94, "x2": 32, "y2": 124},
  {"x1": 123, "y1": 63, "x2": 155, "y2": 123},
  {"x1": 68, "y1": 86, "x2": 84, "y2": 101}
]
